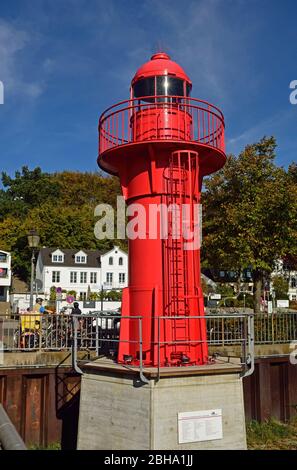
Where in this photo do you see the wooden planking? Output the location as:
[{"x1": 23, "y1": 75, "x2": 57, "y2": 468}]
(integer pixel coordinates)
[
  {"x1": 243, "y1": 356, "x2": 297, "y2": 423},
  {"x1": 0, "y1": 367, "x2": 80, "y2": 448}
]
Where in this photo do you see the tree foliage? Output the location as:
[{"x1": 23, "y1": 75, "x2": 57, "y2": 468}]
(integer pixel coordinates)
[
  {"x1": 202, "y1": 136, "x2": 297, "y2": 312},
  {"x1": 0, "y1": 166, "x2": 122, "y2": 281}
]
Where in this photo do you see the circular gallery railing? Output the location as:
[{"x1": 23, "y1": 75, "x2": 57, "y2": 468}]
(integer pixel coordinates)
[{"x1": 98, "y1": 96, "x2": 225, "y2": 156}]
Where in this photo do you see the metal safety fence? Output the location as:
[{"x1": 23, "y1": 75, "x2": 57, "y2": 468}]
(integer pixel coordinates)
[
  {"x1": 0, "y1": 312, "x2": 253, "y2": 350},
  {"x1": 253, "y1": 311, "x2": 297, "y2": 344},
  {"x1": 0, "y1": 313, "x2": 253, "y2": 378},
  {"x1": 1, "y1": 311, "x2": 296, "y2": 352},
  {"x1": 1, "y1": 311, "x2": 297, "y2": 380}
]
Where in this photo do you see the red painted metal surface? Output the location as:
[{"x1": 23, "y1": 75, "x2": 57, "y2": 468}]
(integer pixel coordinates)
[
  {"x1": 131, "y1": 52, "x2": 191, "y2": 85},
  {"x1": 98, "y1": 52, "x2": 226, "y2": 367}
]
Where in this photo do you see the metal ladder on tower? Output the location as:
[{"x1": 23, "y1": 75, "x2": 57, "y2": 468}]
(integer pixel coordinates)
[{"x1": 163, "y1": 150, "x2": 191, "y2": 363}]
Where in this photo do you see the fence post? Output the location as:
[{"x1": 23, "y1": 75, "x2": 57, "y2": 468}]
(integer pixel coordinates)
[
  {"x1": 72, "y1": 316, "x2": 83, "y2": 375},
  {"x1": 95, "y1": 317, "x2": 99, "y2": 356},
  {"x1": 138, "y1": 317, "x2": 149, "y2": 385}
]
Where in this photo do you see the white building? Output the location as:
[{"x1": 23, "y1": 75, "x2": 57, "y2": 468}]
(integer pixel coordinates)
[
  {"x1": 35, "y1": 245, "x2": 128, "y2": 300},
  {"x1": 0, "y1": 250, "x2": 11, "y2": 303},
  {"x1": 271, "y1": 259, "x2": 297, "y2": 301}
]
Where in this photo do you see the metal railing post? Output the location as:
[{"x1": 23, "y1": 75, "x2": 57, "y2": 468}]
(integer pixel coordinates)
[
  {"x1": 72, "y1": 316, "x2": 83, "y2": 375},
  {"x1": 241, "y1": 314, "x2": 255, "y2": 378},
  {"x1": 138, "y1": 317, "x2": 149, "y2": 385},
  {"x1": 157, "y1": 316, "x2": 160, "y2": 382},
  {"x1": 95, "y1": 317, "x2": 99, "y2": 356}
]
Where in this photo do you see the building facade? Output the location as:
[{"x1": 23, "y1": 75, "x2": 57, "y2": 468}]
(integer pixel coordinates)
[
  {"x1": 0, "y1": 250, "x2": 11, "y2": 303},
  {"x1": 271, "y1": 259, "x2": 297, "y2": 301},
  {"x1": 35, "y1": 246, "x2": 128, "y2": 300}
]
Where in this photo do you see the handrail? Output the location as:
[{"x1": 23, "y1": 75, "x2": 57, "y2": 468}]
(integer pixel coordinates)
[
  {"x1": 98, "y1": 95, "x2": 225, "y2": 157},
  {"x1": 68, "y1": 312, "x2": 254, "y2": 383},
  {"x1": 99, "y1": 95, "x2": 225, "y2": 123}
]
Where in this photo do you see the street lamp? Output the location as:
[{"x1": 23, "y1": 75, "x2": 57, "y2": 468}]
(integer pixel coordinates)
[{"x1": 27, "y1": 229, "x2": 40, "y2": 310}]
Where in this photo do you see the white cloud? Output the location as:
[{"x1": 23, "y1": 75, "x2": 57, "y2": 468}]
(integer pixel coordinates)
[{"x1": 0, "y1": 19, "x2": 44, "y2": 99}]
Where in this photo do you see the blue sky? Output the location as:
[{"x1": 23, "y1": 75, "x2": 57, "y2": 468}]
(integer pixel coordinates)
[{"x1": 0, "y1": 0, "x2": 296, "y2": 177}]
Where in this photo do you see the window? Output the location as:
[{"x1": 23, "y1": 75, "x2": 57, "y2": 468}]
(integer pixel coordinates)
[
  {"x1": 0, "y1": 268, "x2": 7, "y2": 278},
  {"x1": 0, "y1": 252, "x2": 7, "y2": 262},
  {"x1": 119, "y1": 273, "x2": 125, "y2": 284},
  {"x1": 106, "y1": 273, "x2": 113, "y2": 285},
  {"x1": 133, "y1": 76, "x2": 189, "y2": 104},
  {"x1": 52, "y1": 254, "x2": 63, "y2": 263},
  {"x1": 52, "y1": 271, "x2": 60, "y2": 283},
  {"x1": 76, "y1": 255, "x2": 87, "y2": 264},
  {"x1": 90, "y1": 272, "x2": 97, "y2": 284},
  {"x1": 80, "y1": 272, "x2": 87, "y2": 284},
  {"x1": 70, "y1": 272, "x2": 77, "y2": 283},
  {"x1": 133, "y1": 77, "x2": 155, "y2": 102},
  {"x1": 80, "y1": 292, "x2": 87, "y2": 301},
  {"x1": 119, "y1": 257, "x2": 123, "y2": 266},
  {"x1": 156, "y1": 76, "x2": 184, "y2": 97},
  {"x1": 291, "y1": 278, "x2": 296, "y2": 288},
  {"x1": 109, "y1": 257, "x2": 113, "y2": 266}
]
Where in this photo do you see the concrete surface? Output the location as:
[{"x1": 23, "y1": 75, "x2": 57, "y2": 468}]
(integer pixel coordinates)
[{"x1": 77, "y1": 360, "x2": 247, "y2": 450}]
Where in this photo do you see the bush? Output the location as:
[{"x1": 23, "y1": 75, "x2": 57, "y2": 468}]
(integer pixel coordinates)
[
  {"x1": 67, "y1": 290, "x2": 77, "y2": 299},
  {"x1": 218, "y1": 297, "x2": 238, "y2": 307},
  {"x1": 217, "y1": 284, "x2": 234, "y2": 298},
  {"x1": 237, "y1": 292, "x2": 254, "y2": 309}
]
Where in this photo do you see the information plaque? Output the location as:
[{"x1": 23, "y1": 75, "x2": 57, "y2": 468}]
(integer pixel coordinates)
[{"x1": 178, "y1": 409, "x2": 223, "y2": 443}]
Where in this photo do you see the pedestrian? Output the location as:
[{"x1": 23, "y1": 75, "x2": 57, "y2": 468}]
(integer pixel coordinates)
[{"x1": 71, "y1": 302, "x2": 82, "y2": 316}]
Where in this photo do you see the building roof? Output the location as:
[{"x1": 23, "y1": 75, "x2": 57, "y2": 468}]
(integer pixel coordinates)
[{"x1": 39, "y1": 248, "x2": 102, "y2": 268}]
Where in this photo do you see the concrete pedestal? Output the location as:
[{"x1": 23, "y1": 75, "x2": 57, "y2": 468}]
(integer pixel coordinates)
[{"x1": 77, "y1": 360, "x2": 247, "y2": 450}]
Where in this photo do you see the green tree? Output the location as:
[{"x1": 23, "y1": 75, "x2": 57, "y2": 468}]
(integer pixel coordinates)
[
  {"x1": 272, "y1": 275, "x2": 289, "y2": 300},
  {"x1": 202, "y1": 136, "x2": 296, "y2": 313},
  {"x1": 0, "y1": 167, "x2": 123, "y2": 281},
  {"x1": 0, "y1": 166, "x2": 60, "y2": 219}
]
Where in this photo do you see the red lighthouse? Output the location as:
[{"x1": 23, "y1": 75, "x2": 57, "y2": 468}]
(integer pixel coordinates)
[{"x1": 98, "y1": 52, "x2": 226, "y2": 367}]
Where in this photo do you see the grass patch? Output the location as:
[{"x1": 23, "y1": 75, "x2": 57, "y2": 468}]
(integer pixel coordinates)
[
  {"x1": 247, "y1": 417, "x2": 297, "y2": 450},
  {"x1": 29, "y1": 442, "x2": 61, "y2": 450}
]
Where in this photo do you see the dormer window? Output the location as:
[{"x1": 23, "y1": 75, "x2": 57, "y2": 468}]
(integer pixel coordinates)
[
  {"x1": 52, "y1": 251, "x2": 64, "y2": 263},
  {"x1": 53, "y1": 255, "x2": 63, "y2": 263},
  {"x1": 76, "y1": 255, "x2": 87, "y2": 264}
]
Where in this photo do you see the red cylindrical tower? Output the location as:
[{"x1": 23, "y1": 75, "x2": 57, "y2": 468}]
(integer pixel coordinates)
[{"x1": 98, "y1": 52, "x2": 226, "y2": 367}]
